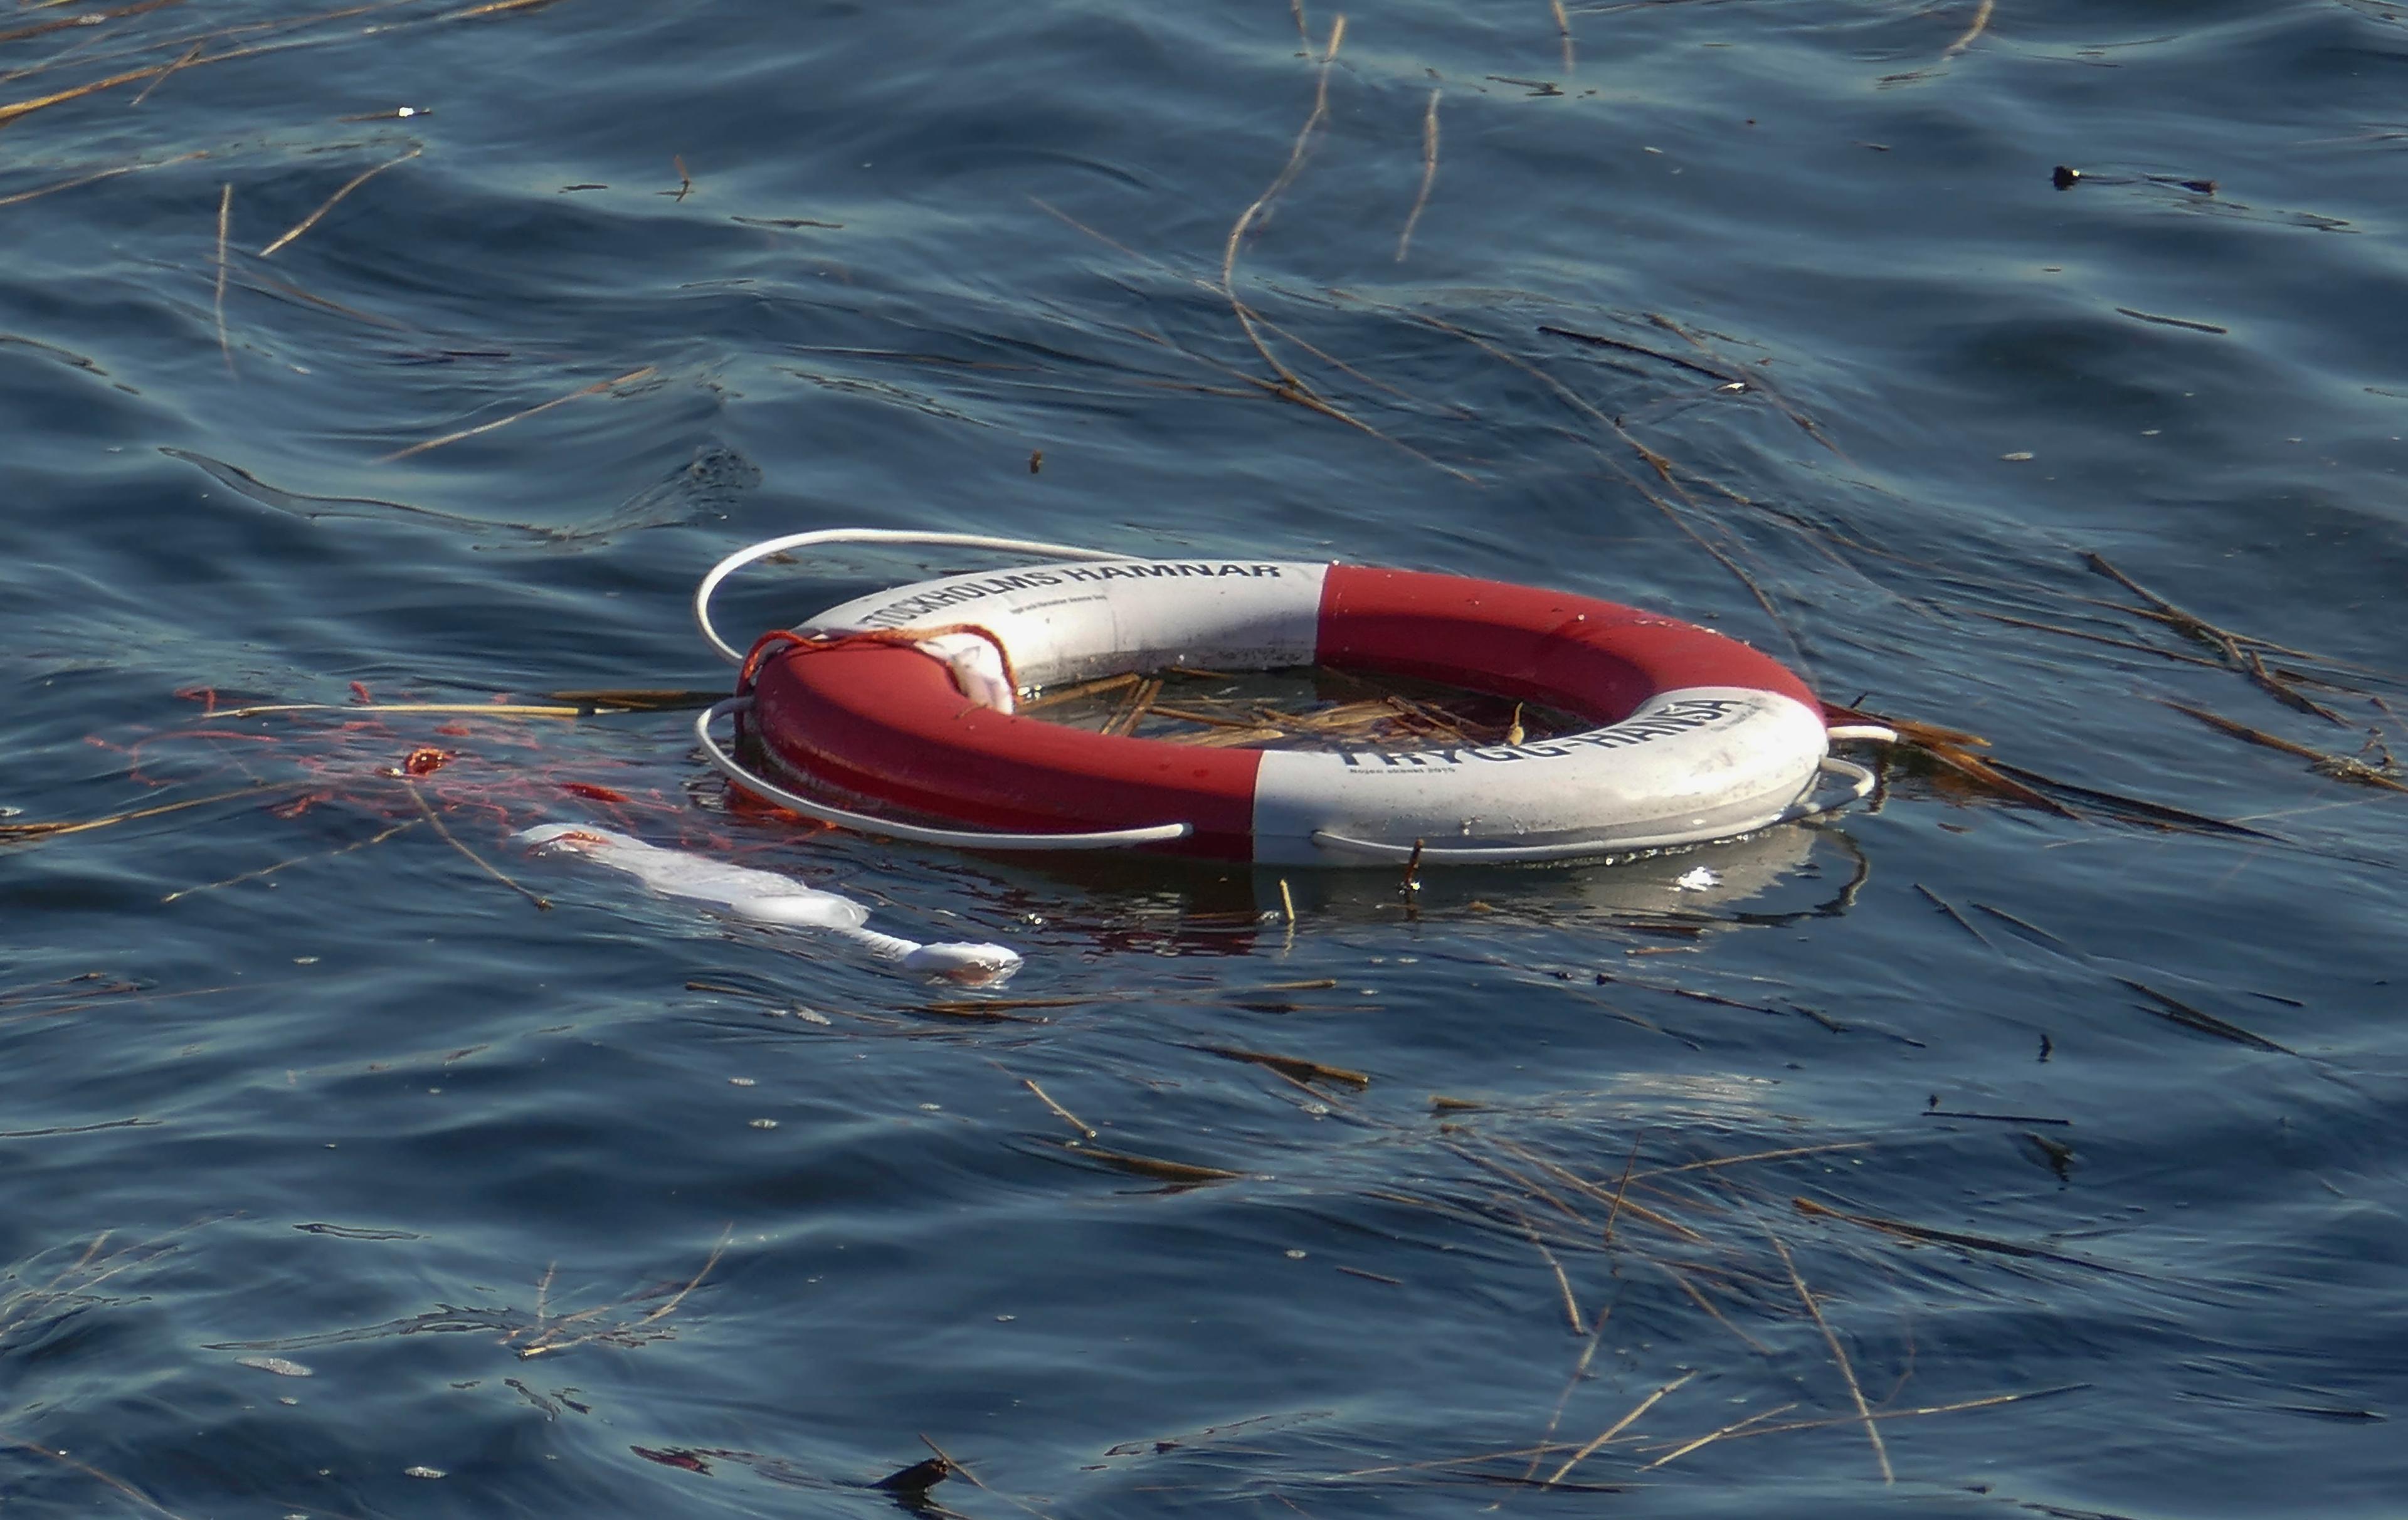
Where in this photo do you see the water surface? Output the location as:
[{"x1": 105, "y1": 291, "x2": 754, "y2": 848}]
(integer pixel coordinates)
[{"x1": 4, "y1": 1, "x2": 2404, "y2": 1516}]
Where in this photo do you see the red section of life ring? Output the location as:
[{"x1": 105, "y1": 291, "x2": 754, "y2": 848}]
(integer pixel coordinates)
[
  {"x1": 747, "y1": 647, "x2": 1267, "y2": 855},
  {"x1": 1316, "y1": 566, "x2": 1817, "y2": 717},
  {"x1": 742, "y1": 564, "x2": 1819, "y2": 860}
]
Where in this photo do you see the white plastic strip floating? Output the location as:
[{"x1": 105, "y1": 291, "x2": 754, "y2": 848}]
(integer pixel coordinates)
[{"x1": 515, "y1": 824, "x2": 1021, "y2": 983}]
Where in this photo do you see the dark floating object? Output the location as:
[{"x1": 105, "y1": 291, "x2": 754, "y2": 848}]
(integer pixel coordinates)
[
  {"x1": 874, "y1": 1457, "x2": 952, "y2": 1494},
  {"x1": 2115, "y1": 307, "x2": 2229, "y2": 335},
  {"x1": 2052, "y1": 164, "x2": 2215, "y2": 195}
]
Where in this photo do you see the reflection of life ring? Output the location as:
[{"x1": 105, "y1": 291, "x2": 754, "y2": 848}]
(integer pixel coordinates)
[{"x1": 694, "y1": 530, "x2": 1884, "y2": 866}]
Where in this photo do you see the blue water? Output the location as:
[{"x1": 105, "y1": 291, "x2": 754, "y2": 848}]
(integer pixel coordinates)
[{"x1": 6, "y1": 1, "x2": 2405, "y2": 1514}]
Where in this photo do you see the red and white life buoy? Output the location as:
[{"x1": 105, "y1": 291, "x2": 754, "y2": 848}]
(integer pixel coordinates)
[{"x1": 694, "y1": 530, "x2": 1881, "y2": 865}]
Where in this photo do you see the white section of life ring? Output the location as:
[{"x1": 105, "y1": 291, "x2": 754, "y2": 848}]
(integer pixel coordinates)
[
  {"x1": 1252, "y1": 685, "x2": 1829, "y2": 865},
  {"x1": 803, "y1": 558, "x2": 1332, "y2": 692}
]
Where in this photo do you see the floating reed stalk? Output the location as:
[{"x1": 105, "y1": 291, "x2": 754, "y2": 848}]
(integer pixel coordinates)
[
  {"x1": 1508, "y1": 1205, "x2": 1584, "y2": 1333},
  {"x1": 1516, "y1": 1307, "x2": 1610, "y2": 1484},
  {"x1": 514, "y1": 1227, "x2": 729, "y2": 1357},
  {"x1": 0, "y1": 149, "x2": 205, "y2": 209},
  {"x1": 1636, "y1": 1402, "x2": 1800, "y2": 1470},
  {"x1": 258, "y1": 146, "x2": 421, "y2": 256},
  {"x1": 443, "y1": 0, "x2": 578, "y2": 18},
  {"x1": 221, "y1": 700, "x2": 593, "y2": 719},
  {"x1": 1543, "y1": 1369, "x2": 1694, "y2": 1486},
  {"x1": 0, "y1": 783, "x2": 290, "y2": 844},
  {"x1": 1943, "y1": 0, "x2": 1994, "y2": 59},
  {"x1": 1020, "y1": 1077, "x2": 1096, "y2": 1139},
  {"x1": 0, "y1": 60, "x2": 181, "y2": 129},
  {"x1": 1766, "y1": 1229, "x2": 1891, "y2": 1484},
  {"x1": 128, "y1": 39, "x2": 201, "y2": 105},
  {"x1": 213, "y1": 182, "x2": 233, "y2": 373},
  {"x1": 1395, "y1": 89, "x2": 1439, "y2": 261},
  {"x1": 1219, "y1": 16, "x2": 1345, "y2": 399},
  {"x1": 1056, "y1": 1142, "x2": 1244, "y2": 1185},
  {"x1": 1637, "y1": 1146, "x2": 1880, "y2": 1183},
  {"x1": 401, "y1": 781, "x2": 550, "y2": 910},
  {"x1": 1629, "y1": 1384, "x2": 2088, "y2": 1452},
  {"x1": 379, "y1": 366, "x2": 655, "y2": 463},
  {"x1": 162, "y1": 817, "x2": 418, "y2": 903}
]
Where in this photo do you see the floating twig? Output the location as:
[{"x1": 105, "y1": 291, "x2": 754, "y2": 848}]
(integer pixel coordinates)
[
  {"x1": 128, "y1": 38, "x2": 201, "y2": 105},
  {"x1": 1942, "y1": 0, "x2": 1993, "y2": 60},
  {"x1": 1984, "y1": 758, "x2": 2275, "y2": 837},
  {"x1": 2083, "y1": 552, "x2": 2344, "y2": 717},
  {"x1": 1220, "y1": 16, "x2": 1346, "y2": 402},
  {"x1": 401, "y1": 781, "x2": 551, "y2": 910},
  {"x1": 258, "y1": 147, "x2": 421, "y2": 257},
  {"x1": 0, "y1": 783, "x2": 290, "y2": 844},
  {"x1": 1914, "y1": 882, "x2": 1992, "y2": 946},
  {"x1": 1020, "y1": 1076, "x2": 1096, "y2": 1139},
  {"x1": 1539, "y1": 323, "x2": 1738, "y2": 385},
  {"x1": 0, "y1": 148, "x2": 206, "y2": 209},
  {"x1": 914, "y1": 1435, "x2": 1059, "y2": 1520},
  {"x1": 1637, "y1": 1401, "x2": 1798, "y2": 1471},
  {"x1": 1020, "y1": 671, "x2": 1140, "y2": 712},
  {"x1": 1970, "y1": 609, "x2": 2227, "y2": 669},
  {"x1": 1630, "y1": 1384, "x2": 2089, "y2": 1452},
  {"x1": 1514, "y1": 1305, "x2": 1610, "y2": 1485},
  {"x1": 1486, "y1": 1136, "x2": 1706, "y2": 1243},
  {"x1": 1631, "y1": 1141, "x2": 1874, "y2": 1181},
  {"x1": 213, "y1": 182, "x2": 233, "y2": 374},
  {"x1": 1509, "y1": 1205, "x2": 1585, "y2": 1333},
  {"x1": 1050, "y1": 1142, "x2": 1245, "y2": 1186},
  {"x1": 2114, "y1": 976, "x2": 2292, "y2": 1055},
  {"x1": 163, "y1": 818, "x2": 419, "y2": 903},
  {"x1": 546, "y1": 687, "x2": 729, "y2": 712},
  {"x1": 1359, "y1": 295, "x2": 1800, "y2": 653},
  {"x1": 1767, "y1": 1228, "x2": 1890, "y2": 1484},
  {"x1": 1395, "y1": 88, "x2": 1439, "y2": 261},
  {"x1": 1193, "y1": 1044, "x2": 1368, "y2": 1089},
  {"x1": 1028, "y1": 196, "x2": 1476, "y2": 482},
  {"x1": 1792, "y1": 1196, "x2": 2132, "y2": 1273},
  {"x1": 515, "y1": 1226, "x2": 730, "y2": 1358},
  {"x1": 1104, "y1": 675, "x2": 1162, "y2": 737},
  {"x1": 442, "y1": 0, "x2": 576, "y2": 18},
  {"x1": 0, "y1": 60, "x2": 182, "y2": 129},
  {"x1": 223, "y1": 700, "x2": 593, "y2": 719},
  {"x1": 1655, "y1": 1260, "x2": 1773, "y2": 1356},
  {"x1": 1551, "y1": 0, "x2": 1575, "y2": 73},
  {"x1": 2159, "y1": 700, "x2": 2407, "y2": 793},
  {"x1": 1602, "y1": 1134, "x2": 1640, "y2": 1245},
  {"x1": 379, "y1": 366, "x2": 655, "y2": 462},
  {"x1": 0, "y1": 1434, "x2": 189, "y2": 1520},
  {"x1": 1543, "y1": 1369, "x2": 1695, "y2": 1486}
]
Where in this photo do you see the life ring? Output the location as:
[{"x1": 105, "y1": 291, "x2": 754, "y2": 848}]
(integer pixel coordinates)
[{"x1": 693, "y1": 530, "x2": 1884, "y2": 865}]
